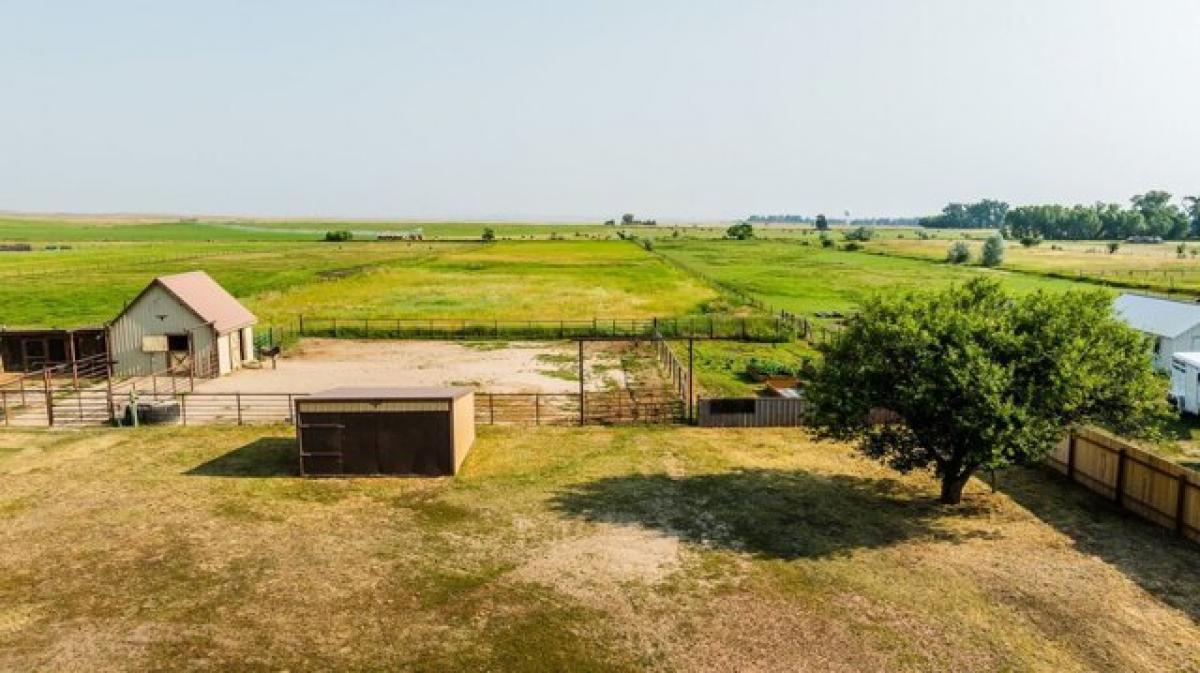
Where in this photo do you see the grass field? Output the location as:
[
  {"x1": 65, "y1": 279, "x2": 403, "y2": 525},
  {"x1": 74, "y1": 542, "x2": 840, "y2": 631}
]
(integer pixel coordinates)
[
  {"x1": 870, "y1": 236, "x2": 1200, "y2": 296},
  {"x1": 0, "y1": 241, "x2": 716, "y2": 327},
  {"x1": 654, "y1": 239, "x2": 1091, "y2": 316},
  {"x1": 0, "y1": 425, "x2": 1196, "y2": 671}
]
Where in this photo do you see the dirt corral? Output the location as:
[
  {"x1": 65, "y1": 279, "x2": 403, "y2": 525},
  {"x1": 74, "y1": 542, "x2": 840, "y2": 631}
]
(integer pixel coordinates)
[{"x1": 194, "y1": 338, "x2": 665, "y2": 395}]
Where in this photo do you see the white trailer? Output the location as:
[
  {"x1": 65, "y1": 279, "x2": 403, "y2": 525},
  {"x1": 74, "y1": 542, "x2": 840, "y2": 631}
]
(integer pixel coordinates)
[{"x1": 1169, "y1": 352, "x2": 1200, "y2": 415}]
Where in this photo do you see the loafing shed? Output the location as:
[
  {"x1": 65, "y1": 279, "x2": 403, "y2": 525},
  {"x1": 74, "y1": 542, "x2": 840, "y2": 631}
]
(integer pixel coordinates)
[{"x1": 296, "y1": 387, "x2": 476, "y2": 476}]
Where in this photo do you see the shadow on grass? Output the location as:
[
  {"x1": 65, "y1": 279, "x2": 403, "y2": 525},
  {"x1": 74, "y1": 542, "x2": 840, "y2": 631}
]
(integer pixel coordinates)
[
  {"x1": 1001, "y1": 466, "x2": 1200, "y2": 623},
  {"x1": 551, "y1": 469, "x2": 992, "y2": 560},
  {"x1": 184, "y1": 438, "x2": 298, "y2": 478}
]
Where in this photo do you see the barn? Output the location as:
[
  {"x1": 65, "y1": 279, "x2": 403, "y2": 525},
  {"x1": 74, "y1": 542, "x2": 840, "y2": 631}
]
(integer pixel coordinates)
[
  {"x1": 295, "y1": 387, "x2": 476, "y2": 476},
  {"x1": 108, "y1": 271, "x2": 257, "y2": 378},
  {"x1": 0, "y1": 327, "x2": 108, "y2": 373},
  {"x1": 1114, "y1": 293, "x2": 1200, "y2": 372}
]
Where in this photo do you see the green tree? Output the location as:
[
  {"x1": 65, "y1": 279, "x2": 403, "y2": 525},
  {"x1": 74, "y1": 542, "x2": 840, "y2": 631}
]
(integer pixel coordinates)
[
  {"x1": 481, "y1": 227, "x2": 496, "y2": 242},
  {"x1": 946, "y1": 241, "x2": 970, "y2": 264},
  {"x1": 622, "y1": 213, "x2": 636, "y2": 226},
  {"x1": 980, "y1": 235, "x2": 1005, "y2": 267},
  {"x1": 843, "y1": 226, "x2": 874, "y2": 242},
  {"x1": 815, "y1": 214, "x2": 829, "y2": 231},
  {"x1": 805, "y1": 280, "x2": 1169, "y2": 504},
  {"x1": 1131, "y1": 190, "x2": 1188, "y2": 239},
  {"x1": 1184, "y1": 196, "x2": 1200, "y2": 238},
  {"x1": 725, "y1": 222, "x2": 755, "y2": 240}
]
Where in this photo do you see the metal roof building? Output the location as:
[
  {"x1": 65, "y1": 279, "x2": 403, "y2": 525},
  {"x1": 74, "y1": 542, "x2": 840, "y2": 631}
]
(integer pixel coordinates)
[
  {"x1": 1113, "y1": 293, "x2": 1200, "y2": 371},
  {"x1": 108, "y1": 271, "x2": 257, "y2": 378}
]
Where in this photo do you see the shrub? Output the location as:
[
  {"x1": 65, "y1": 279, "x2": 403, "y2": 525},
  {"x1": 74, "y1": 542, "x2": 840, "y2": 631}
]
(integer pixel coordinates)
[
  {"x1": 324, "y1": 230, "x2": 353, "y2": 242},
  {"x1": 842, "y1": 242, "x2": 863, "y2": 252},
  {"x1": 1107, "y1": 242, "x2": 1120, "y2": 254},
  {"x1": 981, "y1": 235, "x2": 1005, "y2": 267},
  {"x1": 820, "y1": 235, "x2": 835, "y2": 248},
  {"x1": 843, "y1": 226, "x2": 874, "y2": 242},
  {"x1": 1019, "y1": 236, "x2": 1041, "y2": 248},
  {"x1": 642, "y1": 238, "x2": 654, "y2": 251},
  {"x1": 946, "y1": 241, "x2": 971, "y2": 264},
  {"x1": 481, "y1": 227, "x2": 496, "y2": 242},
  {"x1": 726, "y1": 223, "x2": 755, "y2": 240}
]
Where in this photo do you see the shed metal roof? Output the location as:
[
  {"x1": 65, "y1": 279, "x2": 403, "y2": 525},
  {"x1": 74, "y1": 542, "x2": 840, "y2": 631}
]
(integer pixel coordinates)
[
  {"x1": 151, "y1": 271, "x2": 256, "y2": 333},
  {"x1": 1113, "y1": 293, "x2": 1200, "y2": 338},
  {"x1": 306, "y1": 387, "x2": 474, "y2": 401},
  {"x1": 1173, "y1": 352, "x2": 1200, "y2": 368}
]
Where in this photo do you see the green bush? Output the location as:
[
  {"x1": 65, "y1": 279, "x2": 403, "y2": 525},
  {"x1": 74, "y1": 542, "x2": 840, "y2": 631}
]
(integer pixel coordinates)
[
  {"x1": 981, "y1": 235, "x2": 1005, "y2": 267},
  {"x1": 946, "y1": 241, "x2": 971, "y2": 264},
  {"x1": 324, "y1": 230, "x2": 353, "y2": 242}
]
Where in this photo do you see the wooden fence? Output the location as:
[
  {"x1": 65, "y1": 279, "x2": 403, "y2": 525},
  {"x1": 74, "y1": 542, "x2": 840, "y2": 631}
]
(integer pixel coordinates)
[
  {"x1": 1048, "y1": 426, "x2": 1200, "y2": 543},
  {"x1": 652, "y1": 334, "x2": 694, "y2": 420},
  {"x1": 696, "y1": 397, "x2": 807, "y2": 427}
]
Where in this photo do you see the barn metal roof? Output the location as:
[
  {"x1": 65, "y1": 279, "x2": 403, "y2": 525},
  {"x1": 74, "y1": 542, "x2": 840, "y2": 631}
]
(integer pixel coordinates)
[
  {"x1": 153, "y1": 271, "x2": 257, "y2": 333},
  {"x1": 1113, "y1": 293, "x2": 1200, "y2": 338}
]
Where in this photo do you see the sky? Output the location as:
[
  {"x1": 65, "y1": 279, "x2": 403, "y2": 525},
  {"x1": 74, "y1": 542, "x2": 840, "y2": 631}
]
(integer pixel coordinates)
[{"x1": 1, "y1": 0, "x2": 1198, "y2": 221}]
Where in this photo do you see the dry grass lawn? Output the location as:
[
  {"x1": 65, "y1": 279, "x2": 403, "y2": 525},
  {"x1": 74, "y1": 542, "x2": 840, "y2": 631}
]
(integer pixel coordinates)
[{"x1": 1, "y1": 425, "x2": 1198, "y2": 671}]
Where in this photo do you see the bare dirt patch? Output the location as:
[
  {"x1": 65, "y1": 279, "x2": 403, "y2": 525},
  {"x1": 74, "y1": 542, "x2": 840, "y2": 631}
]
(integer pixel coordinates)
[{"x1": 195, "y1": 339, "x2": 638, "y2": 394}]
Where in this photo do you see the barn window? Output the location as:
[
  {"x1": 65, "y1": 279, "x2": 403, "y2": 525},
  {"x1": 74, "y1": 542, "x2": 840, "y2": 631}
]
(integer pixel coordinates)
[{"x1": 167, "y1": 334, "x2": 190, "y2": 352}]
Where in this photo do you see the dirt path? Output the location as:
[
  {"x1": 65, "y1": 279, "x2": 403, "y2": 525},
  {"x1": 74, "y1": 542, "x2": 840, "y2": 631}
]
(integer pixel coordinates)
[{"x1": 194, "y1": 339, "x2": 629, "y2": 395}]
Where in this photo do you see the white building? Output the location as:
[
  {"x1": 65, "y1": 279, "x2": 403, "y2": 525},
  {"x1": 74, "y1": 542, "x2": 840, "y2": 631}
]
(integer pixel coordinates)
[
  {"x1": 108, "y1": 271, "x2": 257, "y2": 378},
  {"x1": 1113, "y1": 293, "x2": 1200, "y2": 372},
  {"x1": 1169, "y1": 352, "x2": 1200, "y2": 414}
]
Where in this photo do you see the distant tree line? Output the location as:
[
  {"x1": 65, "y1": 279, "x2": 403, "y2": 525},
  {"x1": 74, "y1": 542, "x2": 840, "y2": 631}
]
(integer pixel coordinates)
[{"x1": 921, "y1": 192, "x2": 1200, "y2": 241}]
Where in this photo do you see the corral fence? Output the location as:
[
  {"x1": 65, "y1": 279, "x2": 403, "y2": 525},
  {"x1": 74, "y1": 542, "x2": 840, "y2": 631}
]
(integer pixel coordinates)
[
  {"x1": 0, "y1": 384, "x2": 685, "y2": 428},
  {"x1": 652, "y1": 332, "x2": 694, "y2": 420},
  {"x1": 1048, "y1": 426, "x2": 1200, "y2": 544},
  {"x1": 257, "y1": 314, "x2": 796, "y2": 347},
  {"x1": 696, "y1": 397, "x2": 807, "y2": 427}
]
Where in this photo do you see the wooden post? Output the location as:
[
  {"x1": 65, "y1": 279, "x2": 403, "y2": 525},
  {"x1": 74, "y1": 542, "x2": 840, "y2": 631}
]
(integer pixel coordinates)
[
  {"x1": 44, "y1": 369, "x2": 54, "y2": 427},
  {"x1": 180, "y1": 394, "x2": 188, "y2": 426},
  {"x1": 1066, "y1": 431, "x2": 1077, "y2": 479},
  {"x1": 1176, "y1": 474, "x2": 1189, "y2": 536},
  {"x1": 1114, "y1": 448, "x2": 1127, "y2": 505},
  {"x1": 236, "y1": 393, "x2": 243, "y2": 426},
  {"x1": 489, "y1": 394, "x2": 495, "y2": 425},
  {"x1": 535, "y1": 394, "x2": 540, "y2": 425},
  {"x1": 67, "y1": 335, "x2": 78, "y2": 389},
  {"x1": 365, "y1": 318, "x2": 370, "y2": 337},
  {"x1": 105, "y1": 362, "x2": 115, "y2": 422},
  {"x1": 578, "y1": 340, "x2": 585, "y2": 425},
  {"x1": 299, "y1": 314, "x2": 305, "y2": 336},
  {"x1": 1, "y1": 390, "x2": 7, "y2": 427}
]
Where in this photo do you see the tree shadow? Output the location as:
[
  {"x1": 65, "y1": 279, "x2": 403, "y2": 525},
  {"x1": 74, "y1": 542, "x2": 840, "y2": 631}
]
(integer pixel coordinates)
[
  {"x1": 550, "y1": 469, "x2": 993, "y2": 560},
  {"x1": 1001, "y1": 466, "x2": 1200, "y2": 623},
  {"x1": 184, "y1": 438, "x2": 299, "y2": 478}
]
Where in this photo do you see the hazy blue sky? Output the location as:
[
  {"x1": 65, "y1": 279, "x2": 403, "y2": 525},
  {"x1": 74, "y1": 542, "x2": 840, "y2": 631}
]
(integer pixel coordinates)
[{"x1": 2, "y1": 1, "x2": 1198, "y2": 220}]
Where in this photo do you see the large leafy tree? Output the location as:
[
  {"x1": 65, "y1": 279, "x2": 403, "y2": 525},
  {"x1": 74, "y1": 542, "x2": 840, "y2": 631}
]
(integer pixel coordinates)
[{"x1": 805, "y1": 279, "x2": 1169, "y2": 504}]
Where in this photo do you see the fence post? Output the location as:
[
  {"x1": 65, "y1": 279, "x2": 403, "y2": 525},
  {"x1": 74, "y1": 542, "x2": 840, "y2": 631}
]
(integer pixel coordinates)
[
  {"x1": 578, "y1": 340, "x2": 585, "y2": 426},
  {"x1": 1, "y1": 390, "x2": 7, "y2": 427},
  {"x1": 299, "y1": 314, "x2": 305, "y2": 336},
  {"x1": 44, "y1": 369, "x2": 54, "y2": 427},
  {"x1": 1176, "y1": 474, "x2": 1189, "y2": 536},
  {"x1": 1066, "y1": 431, "x2": 1077, "y2": 479},
  {"x1": 535, "y1": 394, "x2": 540, "y2": 426},
  {"x1": 1114, "y1": 448, "x2": 1127, "y2": 505},
  {"x1": 236, "y1": 393, "x2": 243, "y2": 426},
  {"x1": 489, "y1": 394, "x2": 495, "y2": 425},
  {"x1": 287, "y1": 394, "x2": 295, "y2": 424},
  {"x1": 181, "y1": 394, "x2": 188, "y2": 426}
]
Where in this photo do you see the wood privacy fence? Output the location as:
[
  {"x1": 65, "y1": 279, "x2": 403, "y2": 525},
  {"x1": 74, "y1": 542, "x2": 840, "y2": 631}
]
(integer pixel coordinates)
[
  {"x1": 697, "y1": 397, "x2": 807, "y2": 427},
  {"x1": 1048, "y1": 426, "x2": 1200, "y2": 543},
  {"x1": 260, "y1": 315, "x2": 795, "y2": 346}
]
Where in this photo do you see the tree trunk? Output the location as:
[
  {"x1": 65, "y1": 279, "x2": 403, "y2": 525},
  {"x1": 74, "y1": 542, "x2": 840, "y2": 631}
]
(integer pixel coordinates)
[{"x1": 939, "y1": 470, "x2": 974, "y2": 505}]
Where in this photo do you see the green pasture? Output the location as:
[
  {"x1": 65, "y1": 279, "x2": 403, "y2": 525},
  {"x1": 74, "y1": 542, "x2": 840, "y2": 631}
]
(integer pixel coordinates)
[
  {"x1": 654, "y1": 239, "x2": 1095, "y2": 315},
  {"x1": 0, "y1": 240, "x2": 715, "y2": 327}
]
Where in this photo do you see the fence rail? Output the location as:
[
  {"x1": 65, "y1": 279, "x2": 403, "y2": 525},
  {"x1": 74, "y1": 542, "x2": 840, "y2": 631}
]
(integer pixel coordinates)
[
  {"x1": 257, "y1": 314, "x2": 795, "y2": 347},
  {"x1": 1048, "y1": 426, "x2": 1200, "y2": 544}
]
